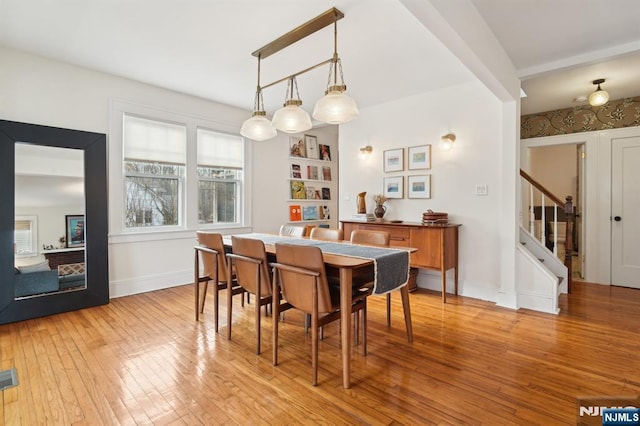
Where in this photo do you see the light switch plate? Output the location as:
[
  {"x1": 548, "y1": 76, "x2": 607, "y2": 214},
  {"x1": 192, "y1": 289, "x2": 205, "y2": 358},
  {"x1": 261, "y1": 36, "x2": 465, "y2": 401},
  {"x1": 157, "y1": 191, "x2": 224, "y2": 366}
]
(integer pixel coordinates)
[{"x1": 475, "y1": 184, "x2": 488, "y2": 196}]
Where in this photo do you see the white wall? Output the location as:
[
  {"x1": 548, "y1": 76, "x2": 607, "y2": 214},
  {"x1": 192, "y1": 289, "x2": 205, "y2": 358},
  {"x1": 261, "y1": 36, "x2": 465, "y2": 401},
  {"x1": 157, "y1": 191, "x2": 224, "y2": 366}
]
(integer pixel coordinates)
[
  {"x1": 15, "y1": 204, "x2": 84, "y2": 250},
  {"x1": 1, "y1": 46, "x2": 254, "y2": 297},
  {"x1": 529, "y1": 144, "x2": 577, "y2": 201},
  {"x1": 339, "y1": 81, "x2": 503, "y2": 301}
]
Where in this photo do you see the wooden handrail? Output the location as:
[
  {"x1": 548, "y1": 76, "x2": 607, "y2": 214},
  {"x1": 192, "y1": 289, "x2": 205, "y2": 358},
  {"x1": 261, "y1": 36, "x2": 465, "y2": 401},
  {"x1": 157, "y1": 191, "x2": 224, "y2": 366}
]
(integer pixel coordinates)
[
  {"x1": 520, "y1": 169, "x2": 574, "y2": 293},
  {"x1": 520, "y1": 169, "x2": 564, "y2": 206}
]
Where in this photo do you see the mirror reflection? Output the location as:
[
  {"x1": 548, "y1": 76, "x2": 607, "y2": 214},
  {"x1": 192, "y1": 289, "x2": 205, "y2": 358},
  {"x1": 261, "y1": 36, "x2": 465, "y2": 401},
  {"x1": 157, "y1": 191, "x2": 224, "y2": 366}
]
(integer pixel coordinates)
[{"x1": 14, "y1": 143, "x2": 87, "y2": 299}]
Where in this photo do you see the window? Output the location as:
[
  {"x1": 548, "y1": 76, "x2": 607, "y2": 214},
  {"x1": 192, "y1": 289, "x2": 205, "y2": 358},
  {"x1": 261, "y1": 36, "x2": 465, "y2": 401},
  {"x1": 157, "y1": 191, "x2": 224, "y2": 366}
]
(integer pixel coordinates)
[
  {"x1": 197, "y1": 129, "x2": 244, "y2": 225},
  {"x1": 15, "y1": 216, "x2": 37, "y2": 256},
  {"x1": 123, "y1": 115, "x2": 186, "y2": 228}
]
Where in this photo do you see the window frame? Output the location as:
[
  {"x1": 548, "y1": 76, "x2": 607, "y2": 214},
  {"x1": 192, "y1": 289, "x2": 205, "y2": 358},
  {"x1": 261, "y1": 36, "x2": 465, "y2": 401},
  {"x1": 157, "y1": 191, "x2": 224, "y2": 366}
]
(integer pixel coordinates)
[
  {"x1": 196, "y1": 127, "x2": 245, "y2": 228},
  {"x1": 109, "y1": 100, "x2": 252, "y2": 240},
  {"x1": 14, "y1": 215, "x2": 38, "y2": 258}
]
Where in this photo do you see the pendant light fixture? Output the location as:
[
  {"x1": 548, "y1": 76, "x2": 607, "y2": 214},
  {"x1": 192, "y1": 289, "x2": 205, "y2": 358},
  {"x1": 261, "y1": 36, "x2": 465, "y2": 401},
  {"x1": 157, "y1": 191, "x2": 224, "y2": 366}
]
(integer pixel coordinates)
[
  {"x1": 588, "y1": 78, "x2": 610, "y2": 107},
  {"x1": 240, "y1": 57, "x2": 277, "y2": 141},
  {"x1": 312, "y1": 21, "x2": 359, "y2": 124},
  {"x1": 242, "y1": 8, "x2": 356, "y2": 141},
  {"x1": 271, "y1": 76, "x2": 312, "y2": 133}
]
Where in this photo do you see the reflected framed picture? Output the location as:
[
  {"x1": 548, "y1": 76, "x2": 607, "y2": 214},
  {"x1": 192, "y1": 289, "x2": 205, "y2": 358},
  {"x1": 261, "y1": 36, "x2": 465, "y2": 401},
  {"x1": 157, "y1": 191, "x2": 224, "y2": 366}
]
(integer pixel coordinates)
[
  {"x1": 408, "y1": 175, "x2": 431, "y2": 199},
  {"x1": 383, "y1": 148, "x2": 404, "y2": 172},
  {"x1": 383, "y1": 176, "x2": 404, "y2": 199},
  {"x1": 408, "y1": 144, "x2": 431, "y2": 170},
  {"x1": 65, "y1": 215, "x2": 85, "y2": 248}
]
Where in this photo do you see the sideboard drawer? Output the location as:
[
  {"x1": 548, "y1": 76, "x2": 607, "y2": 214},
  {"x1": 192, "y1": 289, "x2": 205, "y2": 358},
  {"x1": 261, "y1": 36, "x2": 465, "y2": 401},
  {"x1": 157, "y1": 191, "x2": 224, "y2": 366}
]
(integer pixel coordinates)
[{"x1": 360, "y1": 224, "x2": 410, "y2": 246}]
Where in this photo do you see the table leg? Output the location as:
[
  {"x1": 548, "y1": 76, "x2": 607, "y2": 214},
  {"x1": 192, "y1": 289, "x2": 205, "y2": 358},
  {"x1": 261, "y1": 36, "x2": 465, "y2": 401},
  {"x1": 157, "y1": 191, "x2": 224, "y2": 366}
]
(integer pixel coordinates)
[
  {"x1": 400, "y1": 286, "x2": 413, "y2": 342},
  {"x1": 339, "y1": 267, "x2": 352, "y2": 389}
]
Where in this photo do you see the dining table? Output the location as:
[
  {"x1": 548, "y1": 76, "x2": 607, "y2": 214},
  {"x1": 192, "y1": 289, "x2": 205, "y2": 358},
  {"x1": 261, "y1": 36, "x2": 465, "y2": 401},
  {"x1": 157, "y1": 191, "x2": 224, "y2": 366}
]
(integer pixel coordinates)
[{"x1": 223, "y1": 233, "x2": 413, "y2": 389}]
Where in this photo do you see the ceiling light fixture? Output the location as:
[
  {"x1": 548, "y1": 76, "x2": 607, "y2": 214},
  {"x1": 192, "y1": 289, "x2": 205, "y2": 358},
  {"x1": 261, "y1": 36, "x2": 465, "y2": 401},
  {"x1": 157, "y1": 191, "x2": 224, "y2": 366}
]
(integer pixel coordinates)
[
  {"x1": 588, "y1": 78, "x2": 609, "y2": 107},
  {"x1": 240, "y1": 8, "x2": 357, "y2": 141},
  {"x1": 240, "y1": 57, "x2": 277, "y2": 141},
  {"x1": 312, "y1": 21, "x2": 359, "y2": 124},
  {"x1": 440, "y1": 133, "x2": 456, "y2": 151},
  {"x1": 272, "y1": 77, "x2": 312, "y2": 133}
]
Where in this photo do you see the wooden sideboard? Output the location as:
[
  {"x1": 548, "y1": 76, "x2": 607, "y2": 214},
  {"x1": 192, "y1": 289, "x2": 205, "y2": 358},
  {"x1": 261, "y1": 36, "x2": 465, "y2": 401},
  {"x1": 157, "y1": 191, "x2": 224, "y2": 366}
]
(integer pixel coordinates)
[{"x1": 340, "y1": 220, "x2": 461, "y2": 302}]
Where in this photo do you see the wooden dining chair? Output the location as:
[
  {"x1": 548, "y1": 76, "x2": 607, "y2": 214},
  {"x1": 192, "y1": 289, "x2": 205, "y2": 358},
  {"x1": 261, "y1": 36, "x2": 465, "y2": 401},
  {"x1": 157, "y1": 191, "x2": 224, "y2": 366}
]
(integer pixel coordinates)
[
  {"x1": 350, "y1": 229, "x2": 413, "y2": 342},
  {"x1": 227, "y1": 236, "x2": 278, "y2": 354},
  {"x1": 194, "y1": 231, "x2": 245, "y2": 331},
  {"x1": 309, "y1": 227, "x2": 343, "y2": 241},
  {"x1": 271, "y1": 243, "x2": 367, "y2": 386},
  {"x1": 279, "y1": 224, "x2": 306, "y2": 237}
]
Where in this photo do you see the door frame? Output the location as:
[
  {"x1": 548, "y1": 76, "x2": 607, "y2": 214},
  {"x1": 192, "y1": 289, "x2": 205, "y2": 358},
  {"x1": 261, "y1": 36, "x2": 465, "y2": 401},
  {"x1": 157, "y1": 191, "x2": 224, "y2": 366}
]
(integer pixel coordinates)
[{"x1": 520, "y1": 132, "x2": 598, "y2": 283}]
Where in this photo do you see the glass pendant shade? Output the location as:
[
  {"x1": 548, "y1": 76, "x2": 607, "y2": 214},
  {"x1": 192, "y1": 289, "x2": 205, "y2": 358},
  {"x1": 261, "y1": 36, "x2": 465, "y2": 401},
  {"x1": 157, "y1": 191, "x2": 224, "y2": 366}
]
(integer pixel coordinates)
[
  {"x1": 240, "y1": 111, "x2": 277, "y2": 141},
  {"x1": 272, "y1": 100, "x2": 312, "y2": 133},
  {"x1": 588, "y1": 88, "x2": 609, "y2": 107},
  {"x1": 313, "y1": 85, "x2": 359, "y2": 124}
]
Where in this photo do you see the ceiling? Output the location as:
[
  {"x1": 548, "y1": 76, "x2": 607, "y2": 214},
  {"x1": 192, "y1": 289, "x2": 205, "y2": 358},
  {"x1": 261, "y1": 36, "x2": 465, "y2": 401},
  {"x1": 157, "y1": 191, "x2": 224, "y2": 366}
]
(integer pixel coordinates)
[{"x1": 1, "y1": 0, "x2": 640, "y2": 118}]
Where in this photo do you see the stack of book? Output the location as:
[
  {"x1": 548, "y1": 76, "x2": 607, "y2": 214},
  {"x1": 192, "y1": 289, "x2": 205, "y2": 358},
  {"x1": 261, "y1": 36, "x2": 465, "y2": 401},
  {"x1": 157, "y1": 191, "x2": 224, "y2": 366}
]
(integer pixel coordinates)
[{"x1": 350, "y1": 213, "x2": 375, "y2": 222}]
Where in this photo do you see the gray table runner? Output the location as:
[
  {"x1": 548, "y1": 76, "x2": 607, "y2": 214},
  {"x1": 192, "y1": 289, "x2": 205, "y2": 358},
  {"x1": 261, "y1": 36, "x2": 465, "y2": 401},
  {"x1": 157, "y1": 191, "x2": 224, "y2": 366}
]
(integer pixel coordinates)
[{"x1": 235, "y1": 233, "x2": 410, "y2": 295}]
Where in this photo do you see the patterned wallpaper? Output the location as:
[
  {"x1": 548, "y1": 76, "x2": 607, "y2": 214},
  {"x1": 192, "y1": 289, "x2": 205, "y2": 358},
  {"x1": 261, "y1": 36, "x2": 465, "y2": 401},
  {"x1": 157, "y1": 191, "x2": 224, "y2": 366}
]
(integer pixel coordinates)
[{"x1": 521, "y1": 96, "x2": 640, "y2": 139}]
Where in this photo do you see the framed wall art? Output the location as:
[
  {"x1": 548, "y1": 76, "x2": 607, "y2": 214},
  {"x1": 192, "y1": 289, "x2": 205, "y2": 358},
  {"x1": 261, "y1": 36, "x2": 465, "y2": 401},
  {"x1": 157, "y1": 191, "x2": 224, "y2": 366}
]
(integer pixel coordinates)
[
  {"x1": 383, "y1": 176, "x2": 404, "y2": 199},
  {"x1": 304, "y1": 134, "x2": 319, "y2": 159},
  {"x1": 383, "y1": 148, "x2": 404, "y2": 172},
  {"x1": 408, "y1": 175, "x2": 431, "y2": 199},
  {"x1": 408, "y1": 145, "x2": 431, "y2": 170},
  {"x1": 289, "y1": 136, "x2": 306, "y2": 158}
]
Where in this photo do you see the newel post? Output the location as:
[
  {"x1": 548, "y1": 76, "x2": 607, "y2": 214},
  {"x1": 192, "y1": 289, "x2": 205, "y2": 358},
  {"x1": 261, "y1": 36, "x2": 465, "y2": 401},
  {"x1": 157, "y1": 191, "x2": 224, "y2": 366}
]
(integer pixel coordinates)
[{"x1": 564, "y1": 196, "x2": 574, "y2": 293}]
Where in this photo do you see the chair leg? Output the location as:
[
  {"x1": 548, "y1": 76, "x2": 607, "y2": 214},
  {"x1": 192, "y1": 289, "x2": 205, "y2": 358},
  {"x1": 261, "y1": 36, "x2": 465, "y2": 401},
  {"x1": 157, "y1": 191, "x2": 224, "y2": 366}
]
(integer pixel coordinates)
[
  {"x1": 362, "y1": 300, "x2": 367, "y2": 356},
  {"x1": 311, "y1": 312, "x2": 319, "y2": 386},
  {"x1": 354, "y1": 311, "x2": 359, "y2": 346},
  {"x1": 200, "y1": 281, "x2": 209, "y2": 314},
  {"x1": 213, "y1": 283, "x2": 219, "y2": 333},
  {"x1": 386, "y1": 293, "x2": 391, "y2": 327},
  {"x1": 400, "y1": 286, "x2": 413, "y2": 343},
  {"x1": 227, "y1": 281, "x2": 233, "y2": 340},
  {"x1": 255, "y1": 296, "x2": 262, "y2": 355}
]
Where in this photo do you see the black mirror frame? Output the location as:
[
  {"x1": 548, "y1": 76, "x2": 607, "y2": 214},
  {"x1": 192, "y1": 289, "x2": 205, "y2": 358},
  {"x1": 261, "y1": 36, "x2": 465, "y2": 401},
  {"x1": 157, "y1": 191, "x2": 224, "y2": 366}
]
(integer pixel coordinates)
[{"x1": 0, "y1": 119, "x2": 109, "y2": 324}]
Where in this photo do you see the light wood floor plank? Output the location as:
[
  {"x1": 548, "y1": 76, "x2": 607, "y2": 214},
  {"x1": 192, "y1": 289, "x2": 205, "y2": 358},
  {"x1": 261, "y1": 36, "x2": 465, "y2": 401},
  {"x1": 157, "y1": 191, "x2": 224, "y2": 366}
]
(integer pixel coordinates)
[{"x1": 1, "y1": 281, "x2": 640, "y2": 425}]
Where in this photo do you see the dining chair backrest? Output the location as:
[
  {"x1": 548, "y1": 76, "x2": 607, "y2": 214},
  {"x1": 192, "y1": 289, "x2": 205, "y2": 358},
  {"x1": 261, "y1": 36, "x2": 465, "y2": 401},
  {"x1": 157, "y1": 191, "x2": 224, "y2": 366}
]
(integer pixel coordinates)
[
  {"x1": 309, "y1": 227, "x2": 344, "y2": 241},
  {"x1": 350, "y1": 229, "x2": 390, "y2": 247},
  {"x1": 196, "y1": 231, "x2": 228, "y2": 279},
  {"x1": 274, "y1": 243, "x2": 336, "y2": 314},
  {"x1": 231, "y1": 236, "x2": 272, "y2": 297},
  {"x1": 279, "y1": 225, "x2": 306, "y2": 237}
]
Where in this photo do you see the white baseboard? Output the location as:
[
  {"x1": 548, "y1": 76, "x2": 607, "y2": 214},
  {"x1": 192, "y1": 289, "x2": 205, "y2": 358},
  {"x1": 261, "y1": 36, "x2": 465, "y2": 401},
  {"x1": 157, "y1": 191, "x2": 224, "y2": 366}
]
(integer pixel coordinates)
[
  {"x1": 415, "y1": 269, "x2": 497, "y2": 303},
  {"x1": 109, "y1": 269, "x2": 192, "y2": 298}
]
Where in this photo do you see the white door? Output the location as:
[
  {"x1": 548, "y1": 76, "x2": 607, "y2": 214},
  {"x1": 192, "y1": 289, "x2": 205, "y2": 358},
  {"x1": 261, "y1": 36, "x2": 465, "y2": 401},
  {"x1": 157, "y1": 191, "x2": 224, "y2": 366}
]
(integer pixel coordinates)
[{"x1": 611, "y1": 136, "x2": 640, "y2": 288}]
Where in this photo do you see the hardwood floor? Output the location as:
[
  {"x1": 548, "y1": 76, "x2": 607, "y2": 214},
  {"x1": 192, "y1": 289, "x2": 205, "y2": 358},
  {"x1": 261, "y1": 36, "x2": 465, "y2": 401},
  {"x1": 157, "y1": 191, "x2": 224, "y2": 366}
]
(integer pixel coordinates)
[{"x1": 1, "y1": 281, "x2": 639, "y2": 425}]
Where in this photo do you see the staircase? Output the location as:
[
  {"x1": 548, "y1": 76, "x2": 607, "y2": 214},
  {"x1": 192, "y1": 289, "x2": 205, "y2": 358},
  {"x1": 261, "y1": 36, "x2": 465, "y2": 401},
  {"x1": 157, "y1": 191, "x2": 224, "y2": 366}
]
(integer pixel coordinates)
[{"x1": 517, "y1": 170, "x2": 573, "y2": 314}]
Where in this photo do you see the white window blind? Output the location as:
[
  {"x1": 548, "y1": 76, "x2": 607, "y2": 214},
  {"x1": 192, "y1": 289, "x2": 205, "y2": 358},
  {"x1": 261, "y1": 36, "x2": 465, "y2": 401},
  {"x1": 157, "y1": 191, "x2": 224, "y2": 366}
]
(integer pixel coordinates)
[
  {"x1": 124, "y1": 114, "x2": 186, "y2": 164},
  {"x1": 15, "y1": 217, "x2": 36, "y2": 255},
  {"x1": 197, "y1": 129, "x2": 243, "y2": 169}
]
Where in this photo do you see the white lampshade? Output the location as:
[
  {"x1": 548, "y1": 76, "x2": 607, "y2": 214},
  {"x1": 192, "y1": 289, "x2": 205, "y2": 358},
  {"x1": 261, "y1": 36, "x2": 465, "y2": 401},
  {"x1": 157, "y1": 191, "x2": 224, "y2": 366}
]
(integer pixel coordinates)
[
  {"x1": 440, "y1": 133, "x2": 456, "y2": 151},
  {"x1": 240, "y1": 112, "x2": 277, "y2": 141},
  {"x1": 312, "y1": 86, "x2": 359, "y2": 124},
  {"x1": 588, "y1": 89, "x2": 609, "y2": 107},
  {"x1": 272, "y1": 101, "x2": 312, "y2": 133}
]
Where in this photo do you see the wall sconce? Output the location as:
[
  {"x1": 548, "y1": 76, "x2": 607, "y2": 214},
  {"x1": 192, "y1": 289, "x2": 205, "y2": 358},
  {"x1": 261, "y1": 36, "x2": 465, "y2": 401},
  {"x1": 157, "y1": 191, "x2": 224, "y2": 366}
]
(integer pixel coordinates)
[
  {"x1": 440, "y1": 133, "x2": 456, "y2": 151},
  {"x1": 359, "y1": 145, "x2": 372, "y2": 159}
]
